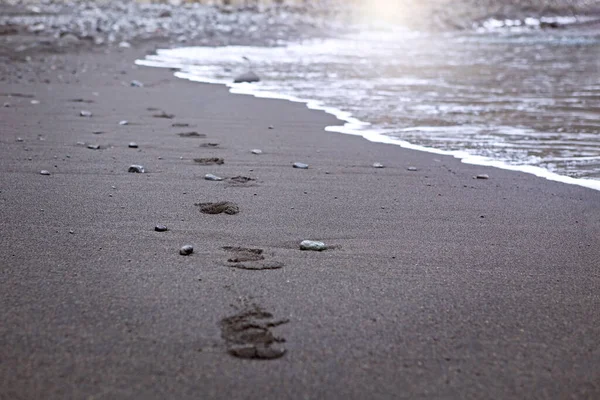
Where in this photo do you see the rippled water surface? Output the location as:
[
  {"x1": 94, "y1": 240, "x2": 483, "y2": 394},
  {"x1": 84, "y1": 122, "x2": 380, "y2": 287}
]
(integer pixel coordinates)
[{"x1": 141, "y1": 19, "x2": 600, "y2": 184}]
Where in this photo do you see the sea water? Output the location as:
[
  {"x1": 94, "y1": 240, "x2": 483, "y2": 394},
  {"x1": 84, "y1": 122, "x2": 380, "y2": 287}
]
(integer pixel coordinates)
[{"x1": 138, "y1": 15, "x2": 600, "y2": 190}]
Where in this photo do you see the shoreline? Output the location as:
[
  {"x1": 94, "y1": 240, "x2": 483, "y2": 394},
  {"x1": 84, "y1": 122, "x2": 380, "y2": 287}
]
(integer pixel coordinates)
[
  {"x1": 1, "y1": 44, "x2": 600, "y2": 399},
  {"x1": 140, "y1": 41, "x2": 600, "y2": 193},
  {"x1": 158, "y1": 60, "x2": 600, "y2": 192}
]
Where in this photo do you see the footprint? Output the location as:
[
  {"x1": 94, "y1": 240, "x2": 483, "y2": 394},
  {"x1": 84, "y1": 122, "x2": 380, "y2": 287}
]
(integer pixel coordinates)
[
  {"x1": 228, "y1": 261, "x2": 284, "y2": 271},
  {"x1": 227, "y1": 176, "x2": 257, "y2": 187},
  {"x1": 223, "y1": 246, "x2": 283, "y2": 270},
  {"x1": 196, "y1": 201, "x2": 239, "y2": 215},
  {"x1": 1, "y1": 92, "x2": 34, "y2": 99},
  {"x1": 220, "y1": 304, "x2": 288, "y2": 360},
  {"x1": 200, "y1": 143, "x2": 220, "y2": 148},
  {"x1": 193, "y1": 157, "x2": 224, "y2": 165},
  {"x1": 223, "y1": 246, "x2": 264, "y2": 262},
  {"x1": 178, "y1": 131, "x2": 206, "y2": 138},
  {"x1": 153, "y1": 111, "x2": 175, "y2": 119},
  {"x1": 69, "y1": 98, "x2": 94, "y2": 103}
]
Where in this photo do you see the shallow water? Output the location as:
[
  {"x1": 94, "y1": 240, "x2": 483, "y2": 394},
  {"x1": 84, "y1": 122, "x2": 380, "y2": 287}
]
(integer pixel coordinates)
[{"x1": 140, "y1": 16, "x2": 600, "y2": 188}]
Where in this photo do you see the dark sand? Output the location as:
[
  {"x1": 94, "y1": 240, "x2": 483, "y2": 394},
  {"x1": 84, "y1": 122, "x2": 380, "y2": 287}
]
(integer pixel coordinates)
[{"x1": 1, "y1": 46, "x2": 599, "y2": 399}]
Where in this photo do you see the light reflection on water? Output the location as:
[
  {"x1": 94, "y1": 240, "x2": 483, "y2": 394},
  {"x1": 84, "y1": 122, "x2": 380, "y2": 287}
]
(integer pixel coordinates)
[{"x1": 143, "y1": 22, "x2": 600, "y2": 180}]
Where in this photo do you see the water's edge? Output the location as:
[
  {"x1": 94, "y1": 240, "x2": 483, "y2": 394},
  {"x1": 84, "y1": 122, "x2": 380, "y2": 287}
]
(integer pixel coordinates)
[{"x1": 137, "y1": 57, "x2": 600, "y2": 192}]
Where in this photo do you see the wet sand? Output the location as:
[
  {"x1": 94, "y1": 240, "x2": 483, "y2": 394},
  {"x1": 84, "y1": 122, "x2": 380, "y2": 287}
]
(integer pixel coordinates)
[{"x1": 1, "y1": 46, "x2": 599, "y2": 399}]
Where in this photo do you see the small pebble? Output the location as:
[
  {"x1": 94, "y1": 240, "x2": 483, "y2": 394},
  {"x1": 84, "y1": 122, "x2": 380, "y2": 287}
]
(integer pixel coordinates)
[
  {"x1": 180, "y1": 245, "x2": 194, "y2": 256},
  {"x1": 293, "y1": 162, "x2": 309, "y2": 169},
  {"x1": 16, "y1": 137, "x2": 23, "y2": 142},
  {"x1": 300, "y1": 240, "x2": 327, "y2": 251},
  {"x1": 80, "y1": 110, "x2": 92, "y2": 117},
  {"x1": 155, "y1": 224, "x2": 168, "y2": 232},
  {"x1": 76, "y1": 141, "x2": 86, "y2": 146},
  {"x1": 128, "y1": 142, "x2": 138, "y2": 149},
  {"x1": 30, "y1": 100, "x2": 40, "y2": 105},
  {"x1": 205, "y1": 174, "x2": 224, "y2": 181},
  {"x1": 476, "y1": 174, "x2": 489, "y2": 180},
  {"x1": 130, "y1": 80, "x2": 144, "y2": 87},
  {"x1": 128, "y1": 165, "x2": 145, "y2": 173},
  {"x1": 40, "y1": 170, "x2": 51, "y2": 176},
  {"x1": 119, "y1": 120, "x2": 129, "y2": 125},
  {"x1": 87, "y1": 144, "x2": 100, "y2": 150},
  {"x1": 373, "y1": 162, "x2": 385, "y2": 168},
  {"x1": 251, "y1": 149, "x2": 263, "y2": 155},
  {"x1": 407, "y1": 167, "x2": 418, "y2": 171},
  {"x1": 268, "y1": 125, "x2": 274, "y2": 129},
  {"x1": 69, "y1": 230, "x2": 74, "y2": 234},
  {"x1": 4, "y1": 102, "x2": 10, "y2": 107}
]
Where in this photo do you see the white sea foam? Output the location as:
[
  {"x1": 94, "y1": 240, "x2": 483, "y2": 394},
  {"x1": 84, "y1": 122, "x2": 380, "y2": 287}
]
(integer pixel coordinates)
[{"x1": 477, "y1": 15, "x2": 599, "y2": 32}]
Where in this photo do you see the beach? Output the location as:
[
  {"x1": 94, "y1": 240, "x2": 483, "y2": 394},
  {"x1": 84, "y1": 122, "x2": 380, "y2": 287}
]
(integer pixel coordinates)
[{"x1": 1, "y1": 9, "x2": 600, "y2": 400}]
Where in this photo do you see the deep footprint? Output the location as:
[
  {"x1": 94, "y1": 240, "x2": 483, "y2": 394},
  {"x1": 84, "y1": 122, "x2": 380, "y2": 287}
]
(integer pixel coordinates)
[
  {"x1": 223, "y1": 246, "x2": 283, "y2": 270},
  {"x1": 178, "y1": 131, "x2": 206, "y2": 138},
  {"x1": 153, "y1": 111, "x2": 175, "y2": 119},
  {"x1": 194, "y1": 157, "x2": 224, "y2": 165},
  {"x1": 228, "y1": 176, "x2": 257, "y2": 187},
  {"x1": 69, "y1": 98, "x2": 94, "y2": 103},
  {"x1": 196, "y1": 201, "x2": 239, "y2": 215},
  {"x1": 223, "y1": 246, "x2": 264, "y2": 262},
  {"x1": 228, "y1": 261, "x2": 284, "y2": 270},
  {"x1": 220, "y1": 305, "x2": 288, "y2": 360}
]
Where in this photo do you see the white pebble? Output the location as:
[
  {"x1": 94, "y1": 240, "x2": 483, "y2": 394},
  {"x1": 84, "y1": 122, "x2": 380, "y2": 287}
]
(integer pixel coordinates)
[
  {"x1": 180, "y1": 245, "x2": 194, "y2": 256},
  {"x1": 204, "y1": 174, "x2": 223, "y2": 181},
  {"x1": 300, "y1": 240, "x2": 327, "y2": 251},
  {"x1": 128, "y1": 165, "x2": 145, "y2": 173}
]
